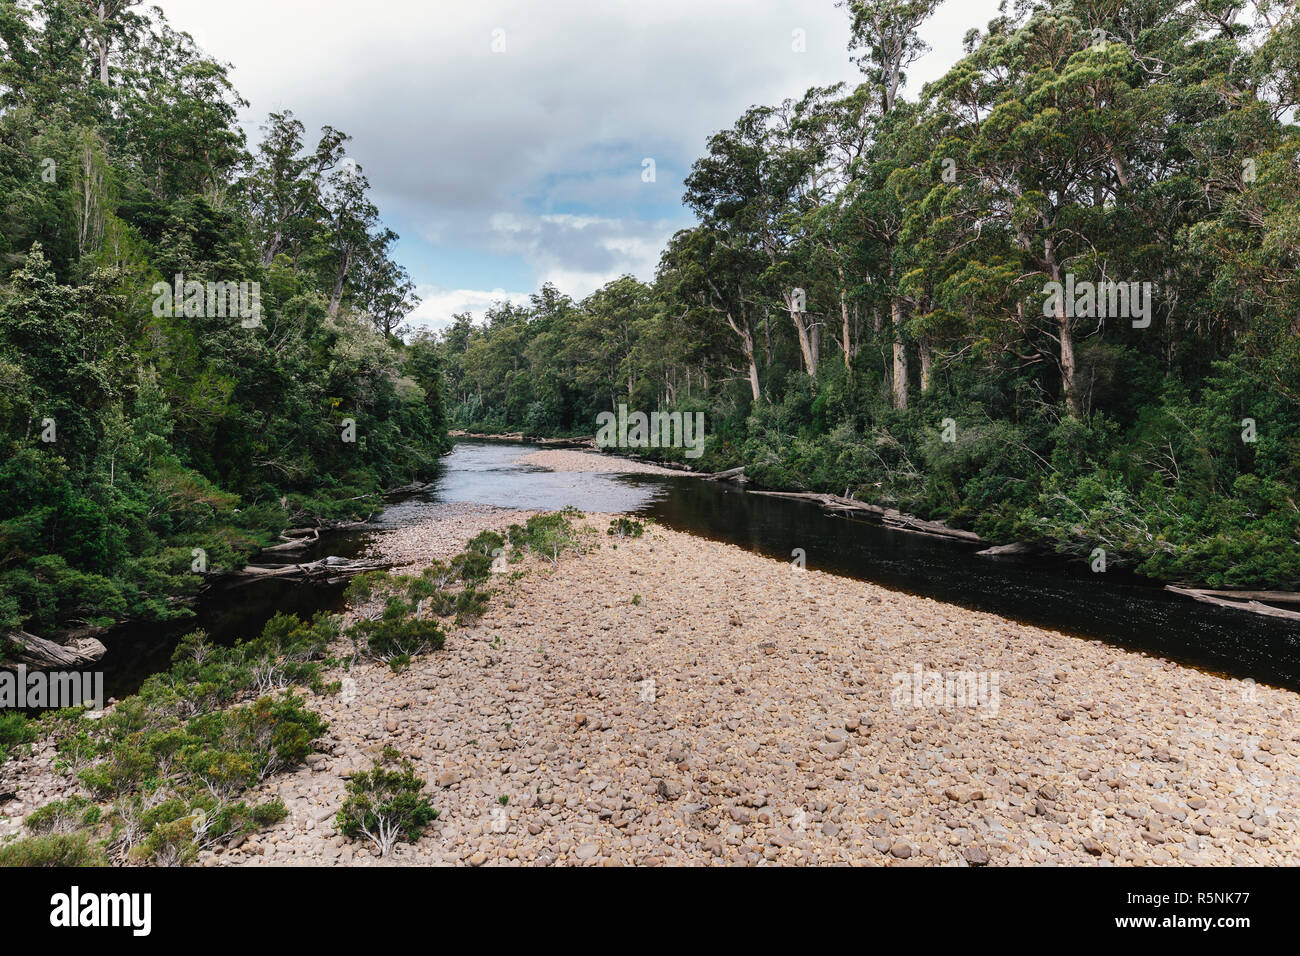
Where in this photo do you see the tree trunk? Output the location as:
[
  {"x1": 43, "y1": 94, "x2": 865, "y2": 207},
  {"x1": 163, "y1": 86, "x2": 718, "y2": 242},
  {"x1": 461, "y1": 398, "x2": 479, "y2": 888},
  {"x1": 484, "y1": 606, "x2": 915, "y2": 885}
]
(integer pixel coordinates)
[
  {"x1": 785, "y1": 292, "x2": 817, "y2": 377},
  {"x1": 725, "y1": 311, "x2": 761, "y2": 403},
  {"x1": 329, "y1": 249, "x2": 351, "y2": 316},
  {"x1": 837, "y1": 264, "x2": 852, "y2": 372},
  {"x1": 919, "y1": 338, "x2": 933, "y2": 392},
  {"x1": 1046, "y1": 246, "x2": 1081, "y2": 417},
  {"x1": 890, "y1": 297, "x2": 908, "y2": 409},
  {"x1": 96, "y1": 4, "x2": 110, "y2": 85},
  {"x1": 2, "y1": 631, "x2": 107, "y2": 668}
]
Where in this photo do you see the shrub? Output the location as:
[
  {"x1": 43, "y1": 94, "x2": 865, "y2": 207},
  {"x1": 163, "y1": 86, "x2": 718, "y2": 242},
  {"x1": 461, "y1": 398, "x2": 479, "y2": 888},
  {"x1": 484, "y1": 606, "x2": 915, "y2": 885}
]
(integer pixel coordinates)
[
  {"x1": 508, "y1": 510, "x2": 582, "y2": 567},
  {"x1": 0, "y1": 711, "x2": 36, "y2": 764},
  {"x1": 347, "y1": 598, "x2": 446, "y2": 664},
  {"x1": 25, "y1": 796, "x2": 100, "y2": 835},
  {"x1": 0, "y1": 832, "x2": 109, "y2": 867},
  {"x1": 336, "y1": 746, "x2": 438, "y2": 856},
  {"x1": 607, "y1": 517, "x2": 645, "y2": 540}
]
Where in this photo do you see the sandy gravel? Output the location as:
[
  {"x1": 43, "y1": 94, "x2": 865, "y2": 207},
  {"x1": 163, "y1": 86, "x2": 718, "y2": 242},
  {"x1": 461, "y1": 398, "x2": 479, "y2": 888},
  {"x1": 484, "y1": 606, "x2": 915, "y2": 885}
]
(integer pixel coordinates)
[
  {"x1": 206, "y1": 512, "x2": 1300, "y2": 867},
  {"x1": 515, "y1": 449, "x2": 688, "y2": 476},
  {"x1": 362, "y1": 502, "x2": 531, "y2": 573}
]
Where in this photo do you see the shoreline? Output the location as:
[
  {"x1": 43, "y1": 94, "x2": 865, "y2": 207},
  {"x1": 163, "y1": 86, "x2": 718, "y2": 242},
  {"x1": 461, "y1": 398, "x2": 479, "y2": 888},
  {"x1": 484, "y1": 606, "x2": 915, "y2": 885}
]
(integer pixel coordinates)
[
  {"x1": 513, "y1": 448, "x2": 688, "y2": 477},
  {"x1": 456, "y1": 437, "x2": 1299, "y2": 603},
  {"x1": 196, "y1": 507, "x2": 1299, "y2": 866}
]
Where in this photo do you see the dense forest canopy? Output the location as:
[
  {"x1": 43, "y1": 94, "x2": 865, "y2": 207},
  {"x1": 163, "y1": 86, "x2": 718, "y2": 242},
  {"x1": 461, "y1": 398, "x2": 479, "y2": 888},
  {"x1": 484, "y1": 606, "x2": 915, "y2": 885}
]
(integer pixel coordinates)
[
  {"x1": 0, "y1": 0, "x2": 446, "y2": 639},
  {"x1": 439, "y1": 0, "x2": 1300, "y2": 588}
]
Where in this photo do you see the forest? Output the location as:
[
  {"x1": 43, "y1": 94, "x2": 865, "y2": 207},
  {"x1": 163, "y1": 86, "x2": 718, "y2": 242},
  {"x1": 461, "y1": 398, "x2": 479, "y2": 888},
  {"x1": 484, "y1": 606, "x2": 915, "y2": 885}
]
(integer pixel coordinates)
[
  {"x1": 438, "y1": 0, "x2": 1300, "y2": 588},
  {"x1": 0, "y1": 1, "x2": 448, "y2": 642}
]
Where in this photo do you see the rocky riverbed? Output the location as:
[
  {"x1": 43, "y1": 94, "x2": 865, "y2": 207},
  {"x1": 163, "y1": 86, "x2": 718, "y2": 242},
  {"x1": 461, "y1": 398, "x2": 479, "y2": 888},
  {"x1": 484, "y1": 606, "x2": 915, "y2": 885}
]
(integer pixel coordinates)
[{"x1": 203, "y1": 509, "x2": 1299, "y2": 867}]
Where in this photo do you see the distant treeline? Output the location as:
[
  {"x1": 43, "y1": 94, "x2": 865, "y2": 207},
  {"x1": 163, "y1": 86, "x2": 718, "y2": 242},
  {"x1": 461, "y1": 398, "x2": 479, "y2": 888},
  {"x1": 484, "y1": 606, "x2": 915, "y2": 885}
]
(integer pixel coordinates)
[
  {"x1": 0, "y1": 2, "x2": 447, "y2": 638},
  {"x1": 438, "y1": 0, "x2": 1300, "y2": 588}
]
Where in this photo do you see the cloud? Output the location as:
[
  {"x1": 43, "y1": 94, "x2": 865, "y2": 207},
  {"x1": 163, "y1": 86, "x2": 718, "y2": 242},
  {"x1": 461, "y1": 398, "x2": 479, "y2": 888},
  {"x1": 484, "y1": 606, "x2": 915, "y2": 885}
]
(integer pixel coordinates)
[
  {"x1": 152, "y1": 0, "x2": 1006, "y2": 315},
  {"x1": 408, "y1": 285, "x2": 532, "y2": 329}
]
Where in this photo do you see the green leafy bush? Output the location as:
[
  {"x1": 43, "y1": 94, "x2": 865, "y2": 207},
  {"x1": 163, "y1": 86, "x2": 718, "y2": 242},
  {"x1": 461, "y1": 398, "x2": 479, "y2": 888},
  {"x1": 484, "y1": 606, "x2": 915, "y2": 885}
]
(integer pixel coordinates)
[
  {"x1": 336, "y1": 746, "x2": 438, "y2": 856},
  {"x1": 0, "y1": 832, "x2": 109, "y2": 867}
]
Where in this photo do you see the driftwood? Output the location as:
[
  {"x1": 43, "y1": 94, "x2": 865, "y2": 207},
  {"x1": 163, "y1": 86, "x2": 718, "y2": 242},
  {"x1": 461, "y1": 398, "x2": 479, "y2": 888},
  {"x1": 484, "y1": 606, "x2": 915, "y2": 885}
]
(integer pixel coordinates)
[
  {"x1": 1168, "y1": 588, "x2": 1300, "y2": 606},
  {"x1": 2, "y1": 631, "x2": 107, "y2": 667},
  {"x1": 386, "y1": 480, "x2": 436, "y2": 495},
  {"x1": 975, "y1": 542, "x2": 1041, "y2": 558},
  {"x1": 749, "y1": 490, "x2": 884, "y2": 514},
  {"x1": 881, "y1": 512, "x2": 986, "y2": 543},
  {"x1": 1166, "y1": 586, "x2": 1300, "y2": 622},
  {"x1": 259, "y1": 529, "x2": 321, "y2": 553},
  {"x1": 706, "y1": 466, "x2": 747, "y2": 482},
  {"x1": 746, "y1": 490, "x2": 985, "y2": 544},
  {"x1": 225, "y1": 556, "x2": 387, "y2": 588}
]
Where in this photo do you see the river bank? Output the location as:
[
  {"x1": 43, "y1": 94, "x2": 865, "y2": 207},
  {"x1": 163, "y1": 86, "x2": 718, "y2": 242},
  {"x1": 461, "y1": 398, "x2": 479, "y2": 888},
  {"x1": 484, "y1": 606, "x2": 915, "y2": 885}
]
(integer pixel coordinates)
[
  {"x1": 515, "y1": 449, "x2": 686, "y2": 476},
  {"x1": 201, "y1": 507, "x2": 1298, "y2": 866}
]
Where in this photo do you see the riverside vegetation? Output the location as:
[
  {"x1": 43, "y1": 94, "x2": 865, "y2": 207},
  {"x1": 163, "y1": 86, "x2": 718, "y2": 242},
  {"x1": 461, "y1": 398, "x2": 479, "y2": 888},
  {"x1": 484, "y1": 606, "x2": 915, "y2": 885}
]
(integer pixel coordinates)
[
  {"x1": 437, "y1": 0, "x2": 1300, "y2": 590},
  {"x1": 0, "y1": 510, "x2": 587, "y2": 865},
  {"x1": 0, "y1": 2, "x2": 452, "y2": 657}
]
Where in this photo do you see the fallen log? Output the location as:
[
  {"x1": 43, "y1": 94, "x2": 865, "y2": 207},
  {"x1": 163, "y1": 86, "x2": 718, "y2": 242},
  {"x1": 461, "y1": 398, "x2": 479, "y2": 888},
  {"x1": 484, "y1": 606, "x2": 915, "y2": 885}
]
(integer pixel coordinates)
[
  {"x1": 706, "y1": 466, "x2": 747, "y2": 481},
  {"x1": 259, "y1": 529, "x2": 320, "y2": 553},
  {"x1": 1168, "y1": 587, "x2": 1300, "y2": 606},
  {"x1": 2, "y1": 631, "x2": 107, "y2": 668},
  {"x1": 746, "y1": 490, "x2": 983, "y2": 542},
  {"x1": 224, "y1": 556, "x2": 388, "y2": 587},
  {"x1": 749, "y1": 490, "x2": 882, "y2": 512},
  {"x1": 1166, "y1": 586, "x2": 1300, "y2": 622},
  {"x1": 975, "y1": 542, "x2": 1041, "y2": 558},
  {"x1": 881, "y1": 512, "x2": 986, "y2": 543}
]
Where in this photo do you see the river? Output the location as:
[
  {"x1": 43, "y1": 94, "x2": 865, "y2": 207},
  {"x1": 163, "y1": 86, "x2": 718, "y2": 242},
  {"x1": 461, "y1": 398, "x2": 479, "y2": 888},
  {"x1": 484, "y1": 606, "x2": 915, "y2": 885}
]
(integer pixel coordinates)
[{"x1": 95, "y1": 438, "x2": 1300, "y2": 698}]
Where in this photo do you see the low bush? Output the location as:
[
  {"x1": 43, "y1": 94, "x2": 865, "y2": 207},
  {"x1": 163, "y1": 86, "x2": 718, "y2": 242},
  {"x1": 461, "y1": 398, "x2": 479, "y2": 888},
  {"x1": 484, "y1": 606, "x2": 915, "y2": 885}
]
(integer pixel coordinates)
[{"x1": 336, "y1": 746, "x2": 437, "y2": 857}]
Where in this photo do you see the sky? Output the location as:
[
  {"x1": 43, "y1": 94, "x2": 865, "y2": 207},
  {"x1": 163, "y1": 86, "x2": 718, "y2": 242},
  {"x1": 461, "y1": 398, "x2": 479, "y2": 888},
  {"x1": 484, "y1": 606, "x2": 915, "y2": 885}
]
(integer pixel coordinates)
[{"x1": 151, "y1": 0, "x2": 1005, "y2": 332}]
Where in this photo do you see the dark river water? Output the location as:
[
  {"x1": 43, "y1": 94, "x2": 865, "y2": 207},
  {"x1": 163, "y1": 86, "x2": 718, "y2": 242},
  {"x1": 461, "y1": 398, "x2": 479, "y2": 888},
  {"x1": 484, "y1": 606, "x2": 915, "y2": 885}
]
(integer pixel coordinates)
[{"x1": 96, "y1": 439, "x2": 1300, "y2": 698}]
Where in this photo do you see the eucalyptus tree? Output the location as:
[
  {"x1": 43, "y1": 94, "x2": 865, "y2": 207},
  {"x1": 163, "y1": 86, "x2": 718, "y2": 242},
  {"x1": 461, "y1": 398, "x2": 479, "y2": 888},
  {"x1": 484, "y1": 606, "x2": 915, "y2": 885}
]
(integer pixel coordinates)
[
  {"x1": 245, "y1": 112, "x2": 347, "y2": 268},
  {"x1": 659, "y1": 226, "x2": 766, "y2": 403},
  {"x1": 85, "y1": 0, "x2": 143, "y2": 86},
  {"x1": 683, "y1": 102, "x2": 824, "y2": 378},
  {"x1": 319, "y1": 159, "x2": 381, "y2": 316},
  {"x1": 835, "y1": 0, "x2": 942, "y2": 409},
  {"x1": 926, "y1": 4, "x2": 1160, "y2": 417}
]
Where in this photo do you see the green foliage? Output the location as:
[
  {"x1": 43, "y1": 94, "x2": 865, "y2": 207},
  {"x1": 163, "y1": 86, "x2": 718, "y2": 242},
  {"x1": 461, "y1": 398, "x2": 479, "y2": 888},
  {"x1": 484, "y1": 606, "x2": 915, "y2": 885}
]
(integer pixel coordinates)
[
  {"x1": 24, "y1": 796, "x2": 100, "y2": 835},
  {"x1": 10, "y1": 608, "x2": 335, "y2": 866},
  {"x1": 0, "y1": 4, "x2": 449, "y2": 640},
  {"x1": 336, "y1": 746, "x2": 437, "y2": 856},
  {"x1": 347, "y1": 599, "x2": 446, "y2": 666},
  {"x1": 0, "y1": 712, "x2": 37, "y2": 763},
  {"x1": 607, "y1": 517, "x2": 645, "y2": 540},
  {"x1": 422, "y1": 2, "x2": 1300, "y2": 588},
  {"x1": 507, "y1": 509, "x2": 584, "y2": 568},
  {"x1": 0, "y1": 832, "x2": 109, "y2": 868}
]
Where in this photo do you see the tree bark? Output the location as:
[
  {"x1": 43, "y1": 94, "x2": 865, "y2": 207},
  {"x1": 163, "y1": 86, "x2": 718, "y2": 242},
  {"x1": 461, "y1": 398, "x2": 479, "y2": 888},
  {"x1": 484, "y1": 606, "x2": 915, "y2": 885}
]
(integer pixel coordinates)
[
  {"x1": 725, "y1": 311, "x2": 761, "y2": 403},
  {"x1": 785, "y1": 291, "x2": 818, "y2": 377},
  {"x1": 837, "y1": 264, "x2": 853, "y2": 372},
  {"x1": 1046, "y1": 243, "x2": 1081, "y2": 417},
  {"x1": 919, "y1": 337, "x2": 933, "y2": 392},
  {"x1": 2, "y1": 631, "x2": 107, "y2": 668},
  {"x1": 890, "y1": 297, "x2": 908, "y2": 409}
]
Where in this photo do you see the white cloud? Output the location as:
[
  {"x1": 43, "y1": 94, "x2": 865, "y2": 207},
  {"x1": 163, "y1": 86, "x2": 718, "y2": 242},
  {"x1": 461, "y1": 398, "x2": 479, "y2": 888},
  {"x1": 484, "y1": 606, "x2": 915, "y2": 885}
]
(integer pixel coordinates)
[
  {"x1": 408, "y1": 285, "x2": 532, "y2": 329},
  {"x1": 152, "y1": 0, "x2": 1007, "y2": 299}
]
